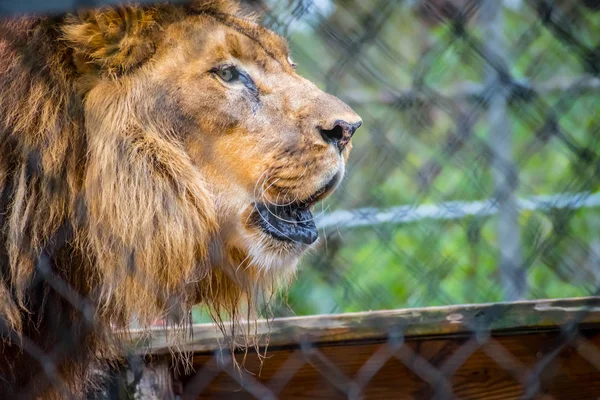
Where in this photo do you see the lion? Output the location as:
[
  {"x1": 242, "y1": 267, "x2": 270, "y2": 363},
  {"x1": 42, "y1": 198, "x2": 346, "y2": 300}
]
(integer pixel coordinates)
[{"x1": 0, "y1": 0, "x2": 361, "y2": 397}]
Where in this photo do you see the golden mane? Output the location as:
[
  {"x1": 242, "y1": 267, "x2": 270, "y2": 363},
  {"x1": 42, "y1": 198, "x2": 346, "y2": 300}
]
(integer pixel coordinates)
[{"x1": 0, "y1": 2, "x2": 276, "y2": 396}]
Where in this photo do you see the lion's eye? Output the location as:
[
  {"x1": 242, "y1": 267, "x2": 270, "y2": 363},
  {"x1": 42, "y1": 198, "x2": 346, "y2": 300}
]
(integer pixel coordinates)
[
  {"x1": 215, "y1": 66, "x2": 239, "y2": 82},
  {"x1": 211, "y1": 65, "x2": 257, "y2": 93}
]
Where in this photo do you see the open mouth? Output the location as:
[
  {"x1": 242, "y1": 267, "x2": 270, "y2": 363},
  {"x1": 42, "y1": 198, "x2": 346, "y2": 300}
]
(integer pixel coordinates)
[
  {"x1": 251, "y1": 174, "x2": 340, "y2": 245},
  {"x1": 254, "y1": 202, "x2": 318, "y2": 245}
]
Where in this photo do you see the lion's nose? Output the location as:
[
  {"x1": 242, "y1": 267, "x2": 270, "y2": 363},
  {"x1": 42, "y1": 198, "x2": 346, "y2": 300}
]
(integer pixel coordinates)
[{"x1": 319, "y1": 119, "x2": 362, "y2": 152}]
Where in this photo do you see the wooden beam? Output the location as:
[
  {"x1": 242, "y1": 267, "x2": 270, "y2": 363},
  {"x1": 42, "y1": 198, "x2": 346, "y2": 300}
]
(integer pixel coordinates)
[
  {"x1": 127, "y1": 297, "x2": 600, "y2": 355},
  {"x1": 106, "y1": 298, "x2": 600, "y2": 399},
  {"x1": 182, "y1": 330, "x2": 600, "y2": 399}
]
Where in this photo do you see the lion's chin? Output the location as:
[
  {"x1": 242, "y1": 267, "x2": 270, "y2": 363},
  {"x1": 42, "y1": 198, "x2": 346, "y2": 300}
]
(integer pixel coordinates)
[{"x1": 246, "y1": 238, "x2": 304, "y2": 272}]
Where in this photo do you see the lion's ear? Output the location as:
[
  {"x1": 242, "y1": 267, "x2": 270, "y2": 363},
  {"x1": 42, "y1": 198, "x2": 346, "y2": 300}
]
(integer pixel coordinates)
[{"x1": 63, "y1": 6, "x2": 158, "y2": 76}]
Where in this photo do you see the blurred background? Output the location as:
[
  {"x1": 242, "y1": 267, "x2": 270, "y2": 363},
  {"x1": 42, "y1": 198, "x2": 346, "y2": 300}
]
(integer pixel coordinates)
[{"x1": 228, "y1": 0, "x2": 600, "y2": 319}]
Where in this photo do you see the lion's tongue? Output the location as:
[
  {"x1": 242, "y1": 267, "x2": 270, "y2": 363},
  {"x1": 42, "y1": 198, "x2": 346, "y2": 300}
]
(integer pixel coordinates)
[{"x1": 255, "y1": 203, "x2": 318, "y2": 245}]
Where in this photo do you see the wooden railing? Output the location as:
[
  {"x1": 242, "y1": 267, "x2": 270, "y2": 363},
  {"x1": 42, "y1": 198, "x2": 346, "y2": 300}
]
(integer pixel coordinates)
[{"x1": 103, "y1": 297, "x2": 600, "y2": 399}]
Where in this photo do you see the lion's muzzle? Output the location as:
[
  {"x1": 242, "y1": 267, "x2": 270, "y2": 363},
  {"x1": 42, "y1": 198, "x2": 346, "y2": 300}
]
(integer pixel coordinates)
[{"x1": 250, "y1": 171, "x2": 344, "y2": 246}]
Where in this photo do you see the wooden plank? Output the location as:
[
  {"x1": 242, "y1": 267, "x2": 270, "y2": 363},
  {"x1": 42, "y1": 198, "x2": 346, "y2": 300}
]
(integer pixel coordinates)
[
  {"x1": 181, "y1": 330, "x2": 600, "y2": 400},
  {"x1": 127, "y1": 297, "x2": 600, "y2": 355}
]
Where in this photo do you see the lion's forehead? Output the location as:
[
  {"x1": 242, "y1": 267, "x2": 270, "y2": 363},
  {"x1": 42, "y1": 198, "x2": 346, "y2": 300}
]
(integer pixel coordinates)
[
  {"x1": 176, "y1": 14, "x2": 292, "y2": 73},
  {"x1": 216, "y1": 15, "x2": 290, "y2": 61}
]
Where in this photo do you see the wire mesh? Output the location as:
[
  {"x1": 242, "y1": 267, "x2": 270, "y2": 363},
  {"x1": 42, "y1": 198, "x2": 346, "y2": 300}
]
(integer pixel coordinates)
[
  {"x1": 264, "y1": 0, "x2": 600, "y2": 314},
  {"x1": 1, "y1": 0, "x2": 600, "y2": 398}
]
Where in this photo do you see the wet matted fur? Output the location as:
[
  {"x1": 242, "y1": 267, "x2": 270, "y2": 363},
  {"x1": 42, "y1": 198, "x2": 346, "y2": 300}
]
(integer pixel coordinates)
[{"x1": 0, "y1": 0, "x2": 361, "y2": 397}]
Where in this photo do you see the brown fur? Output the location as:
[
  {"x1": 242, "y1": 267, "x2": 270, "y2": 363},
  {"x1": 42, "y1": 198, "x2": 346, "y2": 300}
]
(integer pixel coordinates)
[{"x1": 0, "y1": 1, "x2": 360, "y2": 397}]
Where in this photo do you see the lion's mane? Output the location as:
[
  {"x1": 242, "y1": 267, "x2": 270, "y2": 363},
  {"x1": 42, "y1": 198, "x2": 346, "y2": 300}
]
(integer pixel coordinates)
[{"x1": 0, "y1": 1, "x2": 278, "y2": 397}]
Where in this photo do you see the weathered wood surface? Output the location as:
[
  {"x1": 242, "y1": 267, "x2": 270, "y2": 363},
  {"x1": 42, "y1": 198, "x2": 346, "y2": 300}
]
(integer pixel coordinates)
[
  {"x1": 183, "y1": 330, "x2": 600, "y2": 399},
  {"x1": 109, "y1": 297, "x2": 600, "y2": 399},
  {"x1": 128, "y1": 297, "x2": 600, "y2": 354}
]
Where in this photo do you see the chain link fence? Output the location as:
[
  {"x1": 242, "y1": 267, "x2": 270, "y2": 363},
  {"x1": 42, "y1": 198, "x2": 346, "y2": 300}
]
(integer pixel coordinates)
[
  {"x1": 1, "y1": 0, "x2": 600, "y2": 398},
  {"x1": 267, "y1": 0, "x2": 600, "y2": 315}
]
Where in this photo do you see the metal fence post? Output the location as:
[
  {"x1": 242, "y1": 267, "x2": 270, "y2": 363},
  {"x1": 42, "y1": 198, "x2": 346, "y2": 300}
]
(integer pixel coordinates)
[{"x1": 480, "y1": 0, "x2": 526, "y2": 300}]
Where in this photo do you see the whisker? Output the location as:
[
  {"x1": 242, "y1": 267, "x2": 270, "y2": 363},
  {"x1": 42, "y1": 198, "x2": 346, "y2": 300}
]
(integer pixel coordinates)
[
  {"x1": 262, "y1": 203, "x2": 331, "y2": 225},
  {"x1": 248, "y1": 167, "x2": 331, "y2": 240},
  {"x1": 259, "y1": 177, "x2": 298, "y2": 208},
  {"x1": 245, "y1": 169, "x2": 271, "y2": 226},
  {"x1": 262, "y1": 192, "x2": 298, "y2": 208},
  {"x1": 235, "y1": 252, "x2": 253, "y2": 273}
]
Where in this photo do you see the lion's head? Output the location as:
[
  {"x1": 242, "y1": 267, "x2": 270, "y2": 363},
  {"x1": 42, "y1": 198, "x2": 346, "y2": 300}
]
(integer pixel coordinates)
[
  {"x1": 0, "y1": 1, "x2": 360, "y2": 394},
  {"x1": 59, "y1": 0, "x2": 361, "y2": 324}
]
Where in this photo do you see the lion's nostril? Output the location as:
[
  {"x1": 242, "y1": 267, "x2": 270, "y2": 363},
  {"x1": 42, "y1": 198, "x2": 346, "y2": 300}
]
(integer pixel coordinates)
[
  {"x1": 320, "y1": 125, "x2": 345, "y2": 145},
  {"x1": 319, "y1": 120, "x2": 361, "y2": 152}
]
